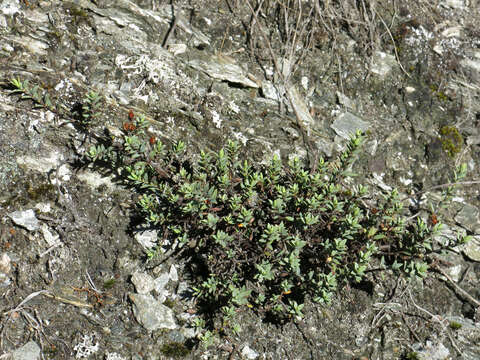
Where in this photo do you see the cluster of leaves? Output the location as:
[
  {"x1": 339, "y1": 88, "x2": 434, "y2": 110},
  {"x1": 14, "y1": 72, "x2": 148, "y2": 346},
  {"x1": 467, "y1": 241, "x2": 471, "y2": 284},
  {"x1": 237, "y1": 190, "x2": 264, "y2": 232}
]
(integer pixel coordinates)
[
  {"x1": 9, "y1": 78, "x2": 102, "y2": 126},
  {"x1": 84, "y1": 106, "x2": 469, "y2": 329},
  {"x1": 10, "y1": 78, "x2": 56, "y2": 112},
  {"x1": 77, "y1": 91, "x2": 102, "y2": 126}
]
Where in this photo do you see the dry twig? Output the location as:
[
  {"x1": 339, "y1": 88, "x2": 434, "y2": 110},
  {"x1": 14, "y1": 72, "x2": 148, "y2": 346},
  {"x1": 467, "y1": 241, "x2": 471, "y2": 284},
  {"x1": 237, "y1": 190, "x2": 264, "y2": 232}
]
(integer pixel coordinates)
[{"x1": 431, "y1": 265, "x2": 480, "y2": 308}]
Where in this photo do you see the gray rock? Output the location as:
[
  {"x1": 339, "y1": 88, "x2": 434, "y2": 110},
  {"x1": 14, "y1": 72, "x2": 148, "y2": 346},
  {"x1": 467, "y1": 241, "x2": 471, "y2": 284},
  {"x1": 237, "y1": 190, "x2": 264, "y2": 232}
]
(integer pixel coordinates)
[
  {"x1": 1, "y1": 1, "x2": 20, "y2": 16},
  {"x1": 8, "y1": 209, "x2": 39, "y2": 231},
  {"x1": 167, "y1": 44, "x2": 187, "y2": 56},
  {"x1": 455, "y1": 203, "x2": 480, "y2": 233},
  {"x1": 460, "y1": 51, "x2": 480, "y2": 85},
  {"x1": 430, "y1": 250, "x2": 466, "y2": 282},
  {"x1": 462, "y1": 236, "x2": 480, "y2": 262},
  {"x1": 444, "y1": 315, "x2": 478, "y2": 331},
  {"x1": 314, "y1": 137, "x2": 334, "y2": 157},
  {"x1": 176, "y1": 281, "x2": 191, "y2": 299},
  {"x1": 154, "y1": 273, "x2": 170, "y2": 293},
  {"x1": 441, "y1": 263, "x2": 463, "y2": 282},
  {"x1": 370, "y1": 51, "x2": 397, "y2": 77},
  {"x1": 12, "y1": 341, "x2": 41, "y2": 360},
  {"x1": 131, "y1": 272, "x2": 155, "y2": 294},
  {"x1": 286, "y1": 85, "x2": 315, "y2": 134},
  {"x1": 336, "y1": 91, "x2": 355, "y2": 110},
  {"x1": 241, "y1": 344, "x2": 259, "y2": 360},
  {"x1": 433, "y1": 224, "x2": 461, "y2": 248},
  {"x1": 40, "y1": 223, "x2": 60, "y2": 247},
  {"x1": 444, "y1": 316, "x2": 480, "y2": 359},
  {"x1": 188, "y1": 55, "x2": 259, "y2": 88},
  {"x1": 129, "y1": 293, "x2": 177, "y2": 331},
  {"x1": 134, "y1": 230, "x2": 158, "y2": 250},
  {"x1": 75, "y1": 171, "x2": 116, "y2": 192},
  {"x1": 0, "y1": 273, "x2": 11, "y2": 288},
  {"x1": 261, "y1": 80, "x2": 284, "y2": 102},
  {"x1": 181, "y1": 327, "x2": 197, "y2": 339},
  {"x1": 169, "y1": 264, "x2": 178, "y2": 282},
  {"x1": 331, "y1": 112, "x2": 370, "y2": 139},
  {"x1": 167, "y1": 330, "x2": 185, "y2": 343},
  {"x1": 16, "y1": 151, "x2": 64, "y2": 175}
]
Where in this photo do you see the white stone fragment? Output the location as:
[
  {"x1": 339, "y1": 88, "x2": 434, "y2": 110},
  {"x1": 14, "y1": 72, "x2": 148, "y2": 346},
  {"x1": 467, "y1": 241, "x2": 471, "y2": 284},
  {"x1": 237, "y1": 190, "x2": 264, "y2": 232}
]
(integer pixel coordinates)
[
  {"x1": 241, "y1": 344, "x2": 259, "y2": 360},
  {"x1": 134, "y1": 230, "x2": 158, "y2": 250},
  {"x1": 0, "y1": 253, "x2": 11, "y2": 274},
  {"x1": 169, "y1": 264, "x2": 178, "y2": 282},
  {"x1": 370, "y1": 51, "x2": 397, "y2": 77},
  {"x1": 8, "y1": 209, "x2": 39, "y2": 231},
  {"x1": 35, "y1": 202, "x2": 52, "y2": 213},
  {"x1": 129, "y1": 293, "x2": 177, "y2": 330},
  {"x1": 286, "y1": 85, "x2": 315, "y2": 132},
  {"x1": 167, "y1": 44, "x2": 187, "y2": 55},
  {"x1": 331, "y1": 112, "x2": 370, "y2": 139},
  {"x1": 0, "y1": 14, "x2": 7, "y2": 28},
  {"x1": 77, "y1": 171, "x2": 116, "y2": 191},
  {"x1": 441, "y1": 0, "x2": 465, "y2": 9},
  {"x1": 301, "y1": 76, "x2": 309, "y2": 91},
  {"x1": 131, "y1": 272, "x2": 155, "y2": 294},
  {"x1": 0, "y1": 0, "x2": 20, "y2": 16},
  {"x1": 261, "y1": 81, "x2": 283, "y2": 101},
  {"x1": 441, "y1": 26, "x2": 462, "y2": 38},
  {"x1": 16, "y1": 152, "x2": 63, "y2": 174},
  {"x1": 154, "y1": 272, "x2": 170, "y2": 293},
  {"x1": 40, "y1": 224, "x2": 60, "y2": 247},
  {"x1": 12, "y1": 341, "x2": 41, "y2": 360}
]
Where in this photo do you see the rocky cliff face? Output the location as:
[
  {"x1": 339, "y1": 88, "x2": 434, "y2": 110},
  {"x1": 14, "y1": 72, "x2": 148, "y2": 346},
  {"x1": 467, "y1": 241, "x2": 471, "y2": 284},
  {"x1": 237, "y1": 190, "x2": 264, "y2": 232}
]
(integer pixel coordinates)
[{"x1": 1, "y1": 0, "x2": 480, "y2": 359}]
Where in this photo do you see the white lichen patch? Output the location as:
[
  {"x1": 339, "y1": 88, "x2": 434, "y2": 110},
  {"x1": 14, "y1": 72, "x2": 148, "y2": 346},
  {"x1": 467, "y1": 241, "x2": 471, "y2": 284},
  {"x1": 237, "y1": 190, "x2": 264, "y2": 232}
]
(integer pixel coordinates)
[
  {"x1": 73, "y1": 333, "x2": 99, "y2": 358},
  {"x1": 211, "y1": 110, "x2": 222, "y2": 128},
  {"x1": 228, "y1": 100, "x2": 240, "y2": 114}
]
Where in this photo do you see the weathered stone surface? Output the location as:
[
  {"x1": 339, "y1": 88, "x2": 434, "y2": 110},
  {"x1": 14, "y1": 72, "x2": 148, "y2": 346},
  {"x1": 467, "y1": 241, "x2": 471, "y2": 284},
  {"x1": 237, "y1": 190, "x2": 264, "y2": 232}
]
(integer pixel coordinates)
[
  {"x1": 12, "y1": 341, "x2": 41, "y2": 360},
  {"x1": 462, "y1": 236, "x2": 480, "y2": 262},
  {"x1": 370, "y1": 51, "x2": 397, "y2": 77},
  {"x1": 331, "y1": 112, "x2": 370, "y2": 139},
  {"x1": 129, "y1": 293, "x2": 177, "y2": 331},
  {"x1": 131, "y1": 272, "x2": 155, "y2": 294},
  {"x1": 188, "y1": 54, "x2": 260, "y2": 88}
]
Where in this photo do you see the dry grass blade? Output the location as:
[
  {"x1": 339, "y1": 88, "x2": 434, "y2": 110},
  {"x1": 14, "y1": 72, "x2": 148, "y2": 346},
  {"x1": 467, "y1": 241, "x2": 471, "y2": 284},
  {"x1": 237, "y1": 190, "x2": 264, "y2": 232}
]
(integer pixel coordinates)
[{"x1": 2, "y1": 290, "x2": 48, "y2": 316}]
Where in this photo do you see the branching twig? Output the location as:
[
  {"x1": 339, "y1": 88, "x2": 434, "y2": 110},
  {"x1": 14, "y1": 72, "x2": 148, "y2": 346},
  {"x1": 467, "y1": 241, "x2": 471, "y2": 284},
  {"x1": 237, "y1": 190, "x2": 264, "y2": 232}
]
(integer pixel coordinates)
[
  {"x1": 408, "y1": 290, "x2": 447, "y2": 328},
  {"x1": 374, "y1": 9, "x2": 411, "y2": 78},
  {"x1": 431, "y1": 265, "x2": 480, "y2": 308},
  {"x1": 3, "y1": 290, "x2": 48, "y2": 316}
]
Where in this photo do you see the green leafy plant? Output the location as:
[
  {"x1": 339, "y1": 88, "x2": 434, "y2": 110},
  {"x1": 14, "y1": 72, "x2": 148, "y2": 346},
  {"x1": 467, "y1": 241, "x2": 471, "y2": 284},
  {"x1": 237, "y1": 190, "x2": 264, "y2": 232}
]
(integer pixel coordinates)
[
  {"x1": 80, "y1": 110, "x2": 469, "y2": 333},
  {"x1": 79, "y1": 91, "x2": 102, "y2": 126},
  {"x1": 10, "y1": 78, "x2": 56, "y2": 112}
]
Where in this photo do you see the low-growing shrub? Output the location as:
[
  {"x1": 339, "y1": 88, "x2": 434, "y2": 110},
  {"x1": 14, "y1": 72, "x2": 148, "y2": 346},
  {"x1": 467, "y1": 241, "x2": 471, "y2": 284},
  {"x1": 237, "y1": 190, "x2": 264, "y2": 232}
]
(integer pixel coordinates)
[{"x1": 84, "y1": 110, "x2": 469, "y2": 327}]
